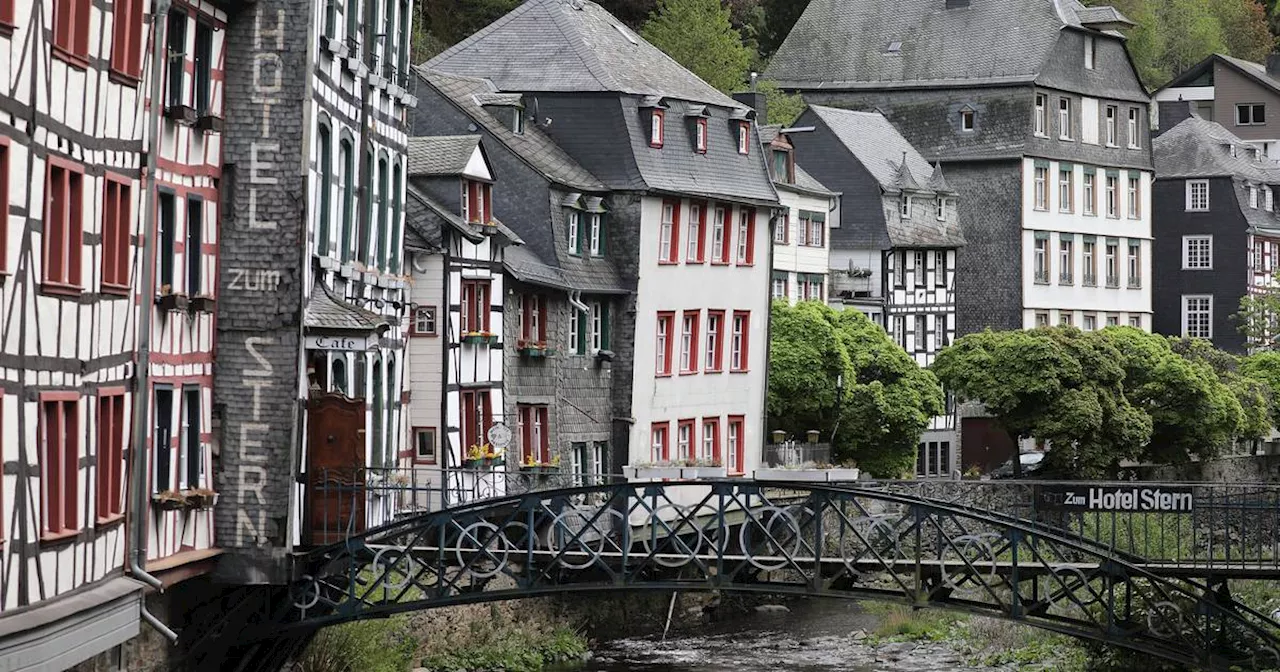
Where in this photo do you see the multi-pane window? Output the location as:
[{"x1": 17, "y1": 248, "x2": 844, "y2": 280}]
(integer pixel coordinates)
[
  {"x1": 677, "y1": 419, "x2": 694, "y2": 461},
  {"x1": 1183, "y1": 235, "x2": 1212, "y2": 270},
  {"x1": 705, "y1": 311, "x2": 724, "y2": 372},
  {"x1": 1127, "y1": 241, "x2": 1141, "y2": 287},
  {"x1": 934, "y1": 251, "x2": 947, "y2": 287},
  {"x1": 711, "y1": 206, "x2": 728, "y2": 263},
  {"x1": 316, "y1": 125, "x2": 333, "y2": 257},
  {"x1": 1083, "y1": 173, "x2": 1096, "y2": 215},
  {"x1": 568, "y1": 210, "x2": 581, "y2": 254},
  {"x1": 1186, "y1": 180, "x2": 1209, "y2": 211},
  {"x1": 45, "y1": 160, "x2": 84, "y2": 290},
  {"x1": 1058, "y1": 168, "x2": 1072, "y2": 213},
  {"x1": 1105, "y1": 242, "x2": 1119, "y2": 287},
  {"x1": 772, "y1": 273, "x2": 787, "y2": 300},
  {"x1": 680, "y1": 311, "x2": 699, "y2": 373},
  {"x1": 656, "y1": 312, "x2": 674, "y2": 376},
  {"x1": 802, "y1": 274, "x2": 824, "y2": 301},
  {"x1": 1105, "y1": 176, "x2": 1118, "y2": 217},
  {"x1": 650, "y1": 110, "x2": 664, "y2": 147},
  {"x1": 1183, "y1": 295, "x2": 1212, "y2": 339},
  {"x1": 736, "y1": 208, "x2": 755, "y2": 265},
  {"x1": 462, "y1": 390, "x2": 492, "y2": 453},
  {"x1": 894, "y1": 250, "x2": 906, "y2": 287},
  {"x1": 110, "y1": 0, "x2": 145, "y2": 78},
  {"x1": 413, "y1": 428, "x2": 437, "y2": 464},
  {"x1": 900, "y1": 195, "x2": 912, "y2": 218},
  {"x1": 1083, "y1": 314, "x2": 1096, "y2": 332},
  {"x1": 519, "y1": 294, "x2": 546, "y2": 344},
  {"x1": 1251, "y1": 185, "x2": 1260, "y2": 210},
  {"x1": 1059, "y1": 237, "x2": 1073, "y2": 284},
  {"x1": 97, "y1": 391, "x2": 125, "y2": 520},
  {"x1": 730, "y1": 311, "x2": 749, "y2": 372},
  {"x1": 774, "y1": 214, "x2": 788, "y2": 244},
  {"x1": 1105, "y1": 106, "x2": 1118, "y2": 146},
  {"x1": 412, "y1": 306, "x2": 437, "y2": 336},
  {"x1": 1033, "y1": 238, "x2": 1048, "y2": 283},
  {"x1": 650, "y1": 422, "x2": 669, "y2": 462},
  {"x1": 166, "y1": 10, "x2": 187, "y2": 108},
  {"x1": 1058, "y1": 98, "x2": 1072, "y2": 140},
  {"x1": 1127, "y1": 177, "x2": 1140, "y2": 218},
  {"x1": 701, "y1": 418, "x2": 719, "y2": 461},
  {"x1": 179, "y1": 386, "x2": 202, "y2": 489},
  {"x1": 102, "y1": 175, "x2": 131, "y2": 291},
  {"x1": 157, "y1": 193, "x2": 176, "y2": 293},
  {"x1": 463, "y1": 179, "x2": 491, "y2": 224},
  {"x1": 1083, "y1": 240, "x2": 1096, "y2": 285},
  {"x1": 153, "y1": 387, "x2": 173, "y2": 493},
  {"x1": 773, "y1": 149, "x2": 791, "y2": 182},
  {"x1": 53, "y1": 0, "x2": 91, "y2": 61},
  {"x1": 935, "y1": 197, "x2": 945, "y2": 220},
  {"x1": 1237, "y1": 103, "x2": 1266, "y2": 126},
  {"x1": 893, "y1": 315, "x2": 906, "y2": 348},
  {"x1": 569, "y1": 307, "x2": 583, "y2": 355},
  {"x1": 726, "y1": 416, "x2": 744, "y2": 474},
  {"x1": 590, "y1": 300, "x2": 609, "y2": 352},
  {"x1": 588, "y1": 214, "x2": 603, "y2": 256},
  {"x1": 913, "y1": 315, "x2": 927, "y2": 352},
  {"x1": 1034, "y1": 94, "x2": 1047, "y2": 136},
  {"x1": 0, "y1": 144, "x2": 6, "y2": 273},
  {"x1": 1033, "y1": 167, "x2": 1047, "y2": 210},
  {"x1": 41, "y1": 394, "x2": 79, "y2": 538},
  {"x1": 517, "y1": 404, "x2": 550, "y2": 464},
  {"x1": 194, "y1": 21, "x2": 213, "y2": 116},
  {"x1": 659, "y1": 200, "x2": 679, "y2": 263},
  {"x1": 737, "y1": 121, "x2": 750, "y2": 154},
  {"x1": 695, "y1": 118, "x2": 708, "y2": 153},
  {"x1": 687, "y1": 203, "x2": 705, "y2": 261},
  {"x1": 913, "y1": 250, "x2": 926, "y2": 287},
  {"x1": 1127, "y1": 109, "x2": 1140, "y2": 148},
  {"x1": 960, "y1": 109, "x2": 975, "y2": 132},
  {"x1": 460, "y1": 279, "x2": 491, "y2": 334},
  {"x1": 340, "y1": 139, "x2": 355, "y2": 263}
]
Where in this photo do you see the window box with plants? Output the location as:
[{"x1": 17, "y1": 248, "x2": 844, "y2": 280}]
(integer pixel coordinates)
[
  {"x1": 155, "y1": 284, "x2": 188, "y2": 312},
  {"x1": 151, "y1": 490, "x2": 187, "y2": 511},
  {"x1": 517, "y1": 340, "x2": 553, "y2": 358},
  {"x1": 518, "y1": 454, "x2": 561, "y2": 474},
  {"x1": 181, "y1": 487, "x2": 219, "y2": 510},
  {"x1": 194, "y1": 114, "x2": 225, "y2": 133},
  {"x1": 188, "y1": 294, "x2": 216, "y2": 313},
  {"x1": 755, "y1": 463, "x2": 860, "y2": 482},
  {"x1": 462, "y1": 444, "x2": 505, "y2": 469},
  {"x1": 623, "y1": 462, "x2": 684, "y2": 480},
  {"x1": 461, "y1": 331, "x2": 499, "y2": 346}
]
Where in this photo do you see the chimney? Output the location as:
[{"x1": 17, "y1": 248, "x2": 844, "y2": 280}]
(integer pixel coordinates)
[
  {"x1": 732, "y1": 90, "x2": 768, "y2": 126},
  {"x1": 1268, "y1": 53, "x2": 1280, "y2": 79},
  {"x1": 1155, "y1": 99, "x2": 1197, "y2": 137}
]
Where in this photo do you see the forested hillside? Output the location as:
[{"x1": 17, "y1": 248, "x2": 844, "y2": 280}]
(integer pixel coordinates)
[{"x1": 412, "y1": 0, "x2": 1280, "y2": 95}]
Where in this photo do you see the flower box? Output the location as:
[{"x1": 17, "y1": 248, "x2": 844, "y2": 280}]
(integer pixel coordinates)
[
  {"x1": 518, "y1": 343, "x2": 552, "y2": 358},
  {"x1": 188, "y1": 295, "x2": 216, "y2": 313},
  {"x1": 462, "y1": 333, "x2": 499, "y2": 346},
  {"x1": 755, "y1": 467, "x2": 860, "y2": 482},
  {"x1": 194, "y1": 114, "x2": 224, "y2": 133},
  {"x1": 624, "y1": 465, "x2": 683, "y2": 480},
  {"x1": 151, "y1": 491, "x2": 187, "y2": 511},
  {"x1": 155, "y1": 292, "x2": 189, "y2": 312},
  {"x1": 680, "y1": 466, "x2": 728, "y2": 479},
  {"x1": 182, "y1": 490, "x2": 219, "y2": 510},
  {"x1": 164, "y1": 104, "x2": 197, "y2": 125},
  {"x1": 519, "y1": 464, "x2": 559, "y2": 474}
]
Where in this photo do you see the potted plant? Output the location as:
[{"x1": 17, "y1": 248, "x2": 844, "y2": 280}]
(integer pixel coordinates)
[
  {"x1": 182, "y1": 487, "x2": 219, "y2": 510},
  {"x1": 518, "y1": 454, "x2": 560, "y2": 474},
  {"x1": 462, "y1": 330, "x2": 498, "y2": 345},
  {"x1": 463, "y1": 444, "x2": 487, "y2": 469},
  {"x1": 151, "y1": 490, "x2": 187, "y2": 511},
  {"x1": 155, "y1": 284, "x2": 188, "y2": 311},
  {"x1": 518, "y1": 340, "x2": 552, "y2": 358},
  {"x1": 756, "y1": 462, "x2": 860, "y2": 482},
  {"x1": 484, "y1": 446, "x2": 505, "y2": 467},
  {"x1": 680, "y1": 458, "x2": 727, "y2": 479}
]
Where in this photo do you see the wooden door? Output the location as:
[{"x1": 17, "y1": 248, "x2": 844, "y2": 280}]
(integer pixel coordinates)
[{"x1": 307, "y1": 393, "x2": 366, "y2": 545}]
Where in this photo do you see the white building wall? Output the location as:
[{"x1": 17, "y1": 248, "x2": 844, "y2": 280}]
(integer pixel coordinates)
[
  {"x1": 1020, "y1": 158, "x2": 1153, "y2": 330},
  {"x1": 771, "y1": 187, "x2": 835, "y2": 304},
  {"x1": 629, "y1": 195, "x2": 770, "y2": 477}
]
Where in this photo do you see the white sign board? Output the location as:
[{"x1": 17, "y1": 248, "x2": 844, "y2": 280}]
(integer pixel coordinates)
[{"x1": 305, "y1": 334, "x2": 372, "y2": 351}]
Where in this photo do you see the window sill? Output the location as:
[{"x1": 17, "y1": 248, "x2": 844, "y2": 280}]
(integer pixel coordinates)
[
  {"x1": 655, "y1": 372, "x2": 673, "y2": 378},
  {"x1": 710, "y1": 260, "x2": 731, "y2": 266},
  {"x1": 1032, "y1": 207, "x2": 1048, "y2": 212},
  {"x1": 410, "y1": 332, "x2": 439, "y2": 338},
  {"x1": 729, "y1": 369, "x2": 749, "y2": 374},
  {"x1": 95, "y1": 514, "x2": 125, "y2": 530},
  {"x1": 736, "y1": 262, "x2": 755, "y2": 268},
  {"x1": 705, "y1": 368, "x2": 723, "y2": 374},
  {"x1": 685, "y1": 259, "x2": 705, "y2": 265},
  {"x1": 101, "y1": 282, "x2": 130, "y2": 296},
  {"x1": 657, "y1": 260, "x2": 679, "y2": 266},
  {"x1": 1033, "y1": 280, "x2": 1050, "y2": 286},
  {"x1": 1186, "y1": 209, "x2": 1210, "y2": 213},
  {"x1": 42, "y1": 281, "x2": 83, "y2": 297},
  {"x1": 679, "y1": 370, "x2": 699, "y2": 376},
  {"x1": 108, "y1": 68, "x2": 141, "y2": 88},
  {"x1": 40, "y1": 528, "x2": 80, "y2": 546},
  {"x1": 1059, "y1": 136, "x2": 1073, "y2": 142},
  {"x1": 52, "y1": 45, "x2": 89, "y2": 70},
  {"x1": 1033, "y1": 132, "x2": 1048, "y2": 139},
  {"x1": 649, "y1": 142, "x2": 664, "y2": 149},
  {"x1": 1126, "y1": 284, "x2": 1143, "y2": 290},
  {"x1": 0, "y1": 20, "x2": 14, "y2": 37}
]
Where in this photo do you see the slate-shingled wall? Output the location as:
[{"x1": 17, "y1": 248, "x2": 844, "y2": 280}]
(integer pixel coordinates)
[{"x1": 213, "y1": 0, "x2": 308, "y2": 583}]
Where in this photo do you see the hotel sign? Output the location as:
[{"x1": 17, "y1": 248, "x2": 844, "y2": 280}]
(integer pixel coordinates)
[{"x1": 1034, "y1": 485, "x2": 1194, "y2": 513}]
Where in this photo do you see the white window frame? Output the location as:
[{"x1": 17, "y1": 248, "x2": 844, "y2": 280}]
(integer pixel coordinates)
[
  {"x1": 1127, "y1": 108, "x2": 1140, "y2": 148},
  {"x1": 711, "y1": 207, "x2": 727, "y2": 263},
  {"x1": 1084, "y1": 35, "x2": 1095, "y2": 70},
  {"x1": 736, "y1": 209, "x2": 750, "y2": 263},
  {"x1": 1034, "y1": 94, "x2": 1047, "y2": 137},
  {"x1": 1034, "y1": 238, "x2": 1047, "y2": 282},
  {"x1": 1105, "y1": 106, "x2": 1117, "y2": 146},
  {"x1": 688, "y1": 203, "x2": 703, "y2": 259},
  {"x1": 705, "y1": 313, "x2": 720, "y2": 369},
  {"x1": 569, "y1": 307, "x2": 581, "y2": 352},
  {"x1": 731, "y1": 315, "x2": 745, "y2": 370},
  {"x1": 1058, "y1": 98, "x2": 1072, "y2": 140},
  {"x1": 900, "y1": 195, "x2": 912, "y2": 218},
  {"x1": 1251, "y1": 185, "x2": 1260, "y2": 209},
  {"x1": 659, "y1": 204, "x2": 674, "y2": 260},
  {"x1": 567, "y1": 210, "x2": 580, "y2": 254},
  {"x1": 656, "y1": 316, "x2": 669, "y2": 374},
  {"x1": 1058, "y1": 168, "x2": 1072, "y2": 213},
  {"x1": 1105, "y1": 176, "x2": 1118, "y2": 218},
  {"x1": 1127, "y1": 177, "x2": 1139, "y2": 219},
  {"x1": 680, "y1": 313, "x2": 694, "y2": 371},
  {"x1": 701, "y1": 423, "x2": 715, "y2": 461},
  {"x1": 677, "y1": 423, "x2": 691, "y2": 461},
  {"x1": 960, "y1": 109, "x2": 975, "y2": 132},
  {"x1": 588, "y1": 214, "x2": 602, "y2": 255},
  {"x1": 935, "y1": 197, "x2": 945, "y2": 221},
  {"x1": 1083, "y1": 173, "x2": 1095, "y2": 215},
  {"x1": 1033, "y1": 167, "x2": 1047, "y2": 210},
  {"x1": 590, "y1": 301, "x2": 604, "y2": 352},
  {"x1": 1237, "y1": 103, "x2": 1266, "y2": 126},
  {"x1": 1182, "y1": 295, "x2": 1213, "y2": 339},
  {"x1": 1186, "y1": 179, "x2": 1209, "y2": 211}
]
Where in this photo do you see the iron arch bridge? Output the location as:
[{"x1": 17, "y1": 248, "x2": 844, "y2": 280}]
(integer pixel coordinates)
[{"x1": 226, "y1": 480, "x2": 1280, "y2": 671}]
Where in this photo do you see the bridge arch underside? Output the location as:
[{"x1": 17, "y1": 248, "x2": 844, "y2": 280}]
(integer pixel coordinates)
[{"x1": 279, "y1": 483, "x2": 1280, "y2": 672}]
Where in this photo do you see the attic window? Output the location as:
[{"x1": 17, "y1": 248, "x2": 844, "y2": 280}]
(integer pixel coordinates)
[
  {"x1": 695, "y1": 118, "x2": 708, "y2": 153},
  {"x1": 960, "y1": 108, "x2": 975, "y2": 132},
  {"x1": 737, "y1": 121, "x2": 750, "y2": 155},
  {"x1": 885, "y1": 41, "x2": 902, "y2": 54},
  {"x1": 650, "y1": 109, "x2": 664, "y2": 148}
]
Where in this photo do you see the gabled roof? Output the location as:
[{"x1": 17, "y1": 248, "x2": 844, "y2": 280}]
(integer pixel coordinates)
[
  {"x1": 1156, "y1": 53, "x2": 1280, "y2": 99},
  {"x1": 407, "y1": 136, "x2": 483, "y2": 177},
  {"x1": 416, "y1": 68, "x2": 608, "y2": 192},
  {"x1": 786, "y1": 166, "x2": 839, "y2": 198},
  {"x1": 766, "y1": 0, "x2": 1108, "y2": 89},
  {"x1": 808, "y1": 106, "x2": 944, "y2": 194},
  {"x1": 426, "y1": 0, "x2": 742, "y2": 109},
  {"x1": 1153, "y1": 117, "x2": 1280, "y2": 183},
  {"x1": 305, "y1": 282, "x2": 389, "y2": 333},
  {"x1": 406, "y1": 183, "x2": 524, "y2": 246}
]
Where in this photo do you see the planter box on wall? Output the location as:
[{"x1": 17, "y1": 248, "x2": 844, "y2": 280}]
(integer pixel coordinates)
[
  {"x1": 680, "y1": 466, "x2": 727, "y2": 479},
  {"x1": 755, "y1": 467, "x2": 861, "y2": 482},
  {"x1": 624, "y1": 465, "x2": 683, "y2": 480},
  {"x1": 462, "y1": 334, "x2": 499, "y2": 346}
]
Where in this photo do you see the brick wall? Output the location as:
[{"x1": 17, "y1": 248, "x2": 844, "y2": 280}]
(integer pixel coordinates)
[{"x1": 213, "y1": 0, "x2": 308, "y2": 583}]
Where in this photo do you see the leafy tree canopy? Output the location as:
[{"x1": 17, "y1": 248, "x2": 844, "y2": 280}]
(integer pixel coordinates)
[
  {"x1": 1242, "y1": 350, "x2": 1280, "y2": 426},
  {"x1": 768, "y1": 302, "x2": 943, "y2": 478},
  {"x1": 641, "y1": 0, "x2": 754, "y2": 92}
]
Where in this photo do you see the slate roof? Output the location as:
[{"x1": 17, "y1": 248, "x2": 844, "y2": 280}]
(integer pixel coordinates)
[
  {"x1": 425, "y1": 0, "x2": 742, "y2": 109},
  {"x1": 407, "y1": 136, "x2": 482, "y2": 176},
  {"x1": 416, "y1": 69, "x2": 607, "y2": 192},
  {"x1": 406, "y1": 183, "x2": 524, "y2": 246},
  {"x1": 808, "y1": 106, "x2": 947, "y2": 194},
  {"x1": 1153, "y1": 117, "x2": 1280, "y2": 183},
  {"x1": 305, "y1": 282, "x2": 390, "y2": 333},
  {"x1": 782, "y1": 165, "x2": 839, "y2": 198},
  {"x1": 766, "y1": 0, "x2": 1105, "y2": 88}
]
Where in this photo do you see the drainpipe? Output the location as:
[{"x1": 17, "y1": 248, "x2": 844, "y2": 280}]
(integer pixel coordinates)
[
  {"x1": 567, "y1": 289, "x2": 589, "y2": 314},
  {"x1": 127, "y1": 0, "x2": 179, "y2": 643}
]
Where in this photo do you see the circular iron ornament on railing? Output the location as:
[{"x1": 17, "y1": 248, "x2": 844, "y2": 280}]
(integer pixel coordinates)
[
  {"x1": 842, "y1": 514, "x2": 904, "y2": 570},
  {"x1": 940, "y1": 533, "x2": 1001, "y2": 589},
  {"x1": 639, "y1": 504, "x2": 704, "y2": 568},
  {"x1": 291, "y1": 574, "x2": 321, "y2": 611},
  {"x1": 502, "y1": 520, "x2": 531, "y2": 550},
  {"x1": 370, "y1": 547, "x2": 422, "y2": 594},
  {"x1": 454, "y1": 521, "x2": 510, "y2": 579},
  {"x1": 739, "y1": 506, "x2": 803, "y2": 571},
  {"x1": 1047, "y1": 565, "x2": 1102, "y2": 610},
  {"x1": 1146, "y1": 601, "x2": 1187, "y2": 640},
  {"x1": 548, "y1": 508, "x2": 625, "y2": 570},
  {"x1": 1253, "y1": 645, "x2": 1280, "y2": 670}
]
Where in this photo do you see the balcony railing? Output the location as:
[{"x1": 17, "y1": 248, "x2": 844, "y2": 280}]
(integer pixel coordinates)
[
  {"x1": 1059, "y1": 272, "x2": 1073, "y2": 285},
  {"x1": 763, "y1": 441, "x2": 832, "y2": 467},
  {"x1": 1083, "y1": 273, "x2": 1097, "y2": 286},
  {"x1": 1106, "y1": 274, "x2": 1119, "y2": 288},
  {"x1": 1128, "y1": 277, "x2": 1142, "y2": 288}
]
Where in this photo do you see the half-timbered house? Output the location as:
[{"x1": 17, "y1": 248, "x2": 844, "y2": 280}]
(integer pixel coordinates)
[{"x1": 792, "y1": 105, "x2": 965, "y2": 477}]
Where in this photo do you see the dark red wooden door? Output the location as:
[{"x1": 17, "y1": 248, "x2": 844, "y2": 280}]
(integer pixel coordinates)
[{"x1": 307, "y1": 393, "x2": 366, "y2": 545}]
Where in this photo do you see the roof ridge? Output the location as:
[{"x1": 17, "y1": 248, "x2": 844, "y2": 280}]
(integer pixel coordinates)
[
  {"x1": 543, "y1": 0, "x2": 621, "y2": 93},
  {"x1": 425, "y1": 1, "x2": 538, "y2": 70}
]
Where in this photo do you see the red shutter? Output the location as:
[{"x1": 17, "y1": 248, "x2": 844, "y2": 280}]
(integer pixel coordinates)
[
  {"x1": 97, "y1": 396, "x2": 110, "y2": 518},
  {"x1": 53, "y1": 0, "x2": 70, "y2": 52},
  {"x1": 0, "y1": 0, "x2": 13, "y2": 25},
  {"x1": 73, "y1": 0, "x2": 89, "y2": 56},
  {"x1": 45, "y1": 165, "x2": 65, "y2": 285},
  {"x1": 744, "y1": 208, "x2": 756, "y2": 265},
  {"x1": 68, "y1": 171, "x2": 82, "y2": 286},
  {"x1": 538, "y1": 407, "x2": 550, "y2": 463},
  {"x1": 537, "y1": 296, "x2": 546, "y2": 341},
  {"x1": 669, "y1": 201, "x2": 681, "y2": 263},
  {"x1": 0, "y1": 142, "x2": 7, "y2": 274},
  {"x1": 479, "y1": 281, "x2": 491, "y2": 332},
  {"x1": 482, "y1": 184, "x2": 492, "y2": 225}
]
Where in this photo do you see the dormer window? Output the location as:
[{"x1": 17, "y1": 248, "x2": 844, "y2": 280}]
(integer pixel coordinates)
[
  {"x1": 650, "y1": 109, "x2": 665, "y2": 147},
  {"x1": 960, "y1": 108, "x2": 975, "y2": 132},
  {"x1": 463, "y1": 179, "x2": 492, "y2": 224},
  {"x1": 695, "y1": 118, "x2": 708, "y2": 153},
  {"x1": 900, "y1": 195, "x2": 911, "y2": 218},
  {"x1": 737, "y1": 121, "x2": 750, "y2": 155},
  {"x1": 772, "y1": 149, "x2": 793, "y2": 183},
  {"x1": 513, "y1": 108, "x2": 525, "y2": 135},
  {"x1": 935, "y1": 197, "x2": 945, "y2": 221}
]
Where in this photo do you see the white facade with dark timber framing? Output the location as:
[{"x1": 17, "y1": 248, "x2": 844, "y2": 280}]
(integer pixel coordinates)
[{"x1": 761, "y1": 124, "x2": 840, "y2": 306}]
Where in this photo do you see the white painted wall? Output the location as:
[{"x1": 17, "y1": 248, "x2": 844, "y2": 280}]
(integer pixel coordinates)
[{"x1": 771, "y1": 187, "x2": 835, "y2": 304}]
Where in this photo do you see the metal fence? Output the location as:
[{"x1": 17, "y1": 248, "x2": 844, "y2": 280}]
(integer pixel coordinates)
[{"x1": 762, "y1": 442, "x2": 832, "y2": 467}]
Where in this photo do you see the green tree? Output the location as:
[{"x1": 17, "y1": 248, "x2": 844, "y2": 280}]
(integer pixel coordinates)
[
  {"x1": 420, "y1": 0, "x2": 520, "y2": 50},
  {"x1": 1153, "y1": 0, "x2": 1226, "y2": 83},
  {"x1": 1242, "y1": 350, "x2": 1280, "y2": 425},
  {"x1": 757, "y1": 79, "x2": 805, "y2": 126},
  {"x1": 641, "y1": 0, "x2": 753, "y2": 92},
  {"x1": 768, "y1": 302, "x2": 942, "y2": 477},
  {"x1": 759, "y1": 0, "x2": 811, "y2": 58},
  {"x1": 1209, "y1": 0, "x2": 1275, "y2": 64},
  {"x1": 1235, "y1": 269, "x2": 1280, "y2": 348}
]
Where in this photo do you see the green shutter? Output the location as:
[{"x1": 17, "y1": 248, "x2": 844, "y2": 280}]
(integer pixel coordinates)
[
  {"x1": 1106, "y1": 237, "x2": 1120, "y2": 245},
  {"x1": 1083, "y1": 165, "x2": 1097, "y2": 176},
  {"x1": 1082, "y1": 234, "x2": 1097, "y2": 242},
  {"x1": 1034, "y1": 230, "x2": 1050, "y2": 240},
  {"x1": 1106, "y1": 169, "x2": 1120, "y2": 178},
  {"x1": 1128, "y1": 170, "x2": 1142, "y2": 180},
  {"x1": 577, "y1": 310, "x2": 587, "y2": 355},
  {"x1": 1033, "y1": 159, "x2": 1050, "y2": 169},
  {"x1": 601, "y1": 302, "x2": 611, "y2": 350},
  {"x1": 1058, "y1": 161, "x2": 1074, "y2": 171},
  {"x1": 1059, "y1": 232, "x2": 1075, "y2": 241}
]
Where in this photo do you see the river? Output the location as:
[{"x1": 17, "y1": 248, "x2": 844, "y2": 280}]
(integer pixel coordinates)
[{"x1": 579, "y1": 599, "x2": 993, "y2": 672}]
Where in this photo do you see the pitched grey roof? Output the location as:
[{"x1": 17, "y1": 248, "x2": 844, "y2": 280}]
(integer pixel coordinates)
[
  {"x1": 782, "y1": 165, "x2": 839, "y2": 198},
  {"x1": 407, "y1": 136, "x2": 482, "y2": 176},
  {"x1": 766, "y1": 0, "x2": 1103, "y2": 88},
  {"x1": 416, "y1": 69, "x2": 607, "y2": 192},
  {"x1": 474, "y1": 92, "x2": 523, "y2": 107},
  {"x1": 1074, "y1": 6, "x2": 1134, "y2": 29},
  {"x1": 425, "y1": 0, "x2": 742, "y2": 109},
  {"x1": 305, "y1": 282, "x2": 389, "y2": 333},
  {"x1": 406, "y1": 183, "x2": 524, "y2": 246},
  {"x1": 1153, "y1": 117, "x2": 1280, "y2": 183},
  {"x1": 503, "y1": 245, "x2": 629, "y2": 295},
  {"x1": 808, "y1": 106, "x2": 945, "y2": 193}
]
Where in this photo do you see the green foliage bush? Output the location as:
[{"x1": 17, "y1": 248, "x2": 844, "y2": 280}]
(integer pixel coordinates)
[
  {"x1": 418, "y1": 626, "x2": 587, "y2": 672},
  {"x1": 293, "y1": 617, "x2": 417, "y2": 672}
]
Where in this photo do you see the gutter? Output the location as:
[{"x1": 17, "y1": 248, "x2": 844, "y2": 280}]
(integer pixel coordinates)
[
  {"x1": 567, "y1": 289, "x2": 590, "y2": 314},
  {"x1": 127, "y1": 0, "x2": 178, "y2": 643}
]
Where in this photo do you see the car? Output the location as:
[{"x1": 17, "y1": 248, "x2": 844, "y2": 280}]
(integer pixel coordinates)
[{"x1": 988, "y1": 451, "x2": 1046, "y2": 479}]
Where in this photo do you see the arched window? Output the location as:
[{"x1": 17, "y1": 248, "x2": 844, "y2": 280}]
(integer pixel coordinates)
[
  {"x1": 316, "y1": 120, "x2": 332, "y2": 257},
  {"x1": 390, "y1": 161, "x2": 403, "y2": 273},
  {"x1": 360, "y1": 150, "x2": 373, "y2": 264},
  {"x1": 371, "y1": 357, "x2": 384, "y2": 467},
  {"x1": 385, "y1": 352, "x2": 397, "y2": 464},
  {"x1": 331, "y1": 356, "x2": 347, "y2": 395},
  {"x1": 376, "y1": 155, "x2": 389, "y2": 269},
  {"x1": 339, "y1": 137, "x2": 354, "y2": 263}
]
